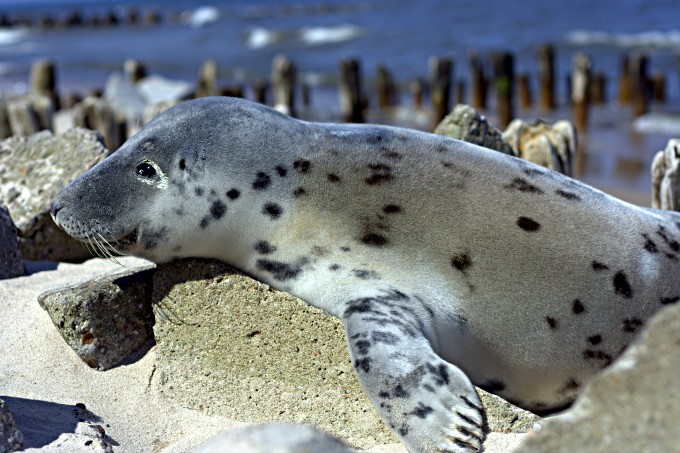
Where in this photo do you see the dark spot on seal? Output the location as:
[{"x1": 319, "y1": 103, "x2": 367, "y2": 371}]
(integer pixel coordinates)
[
  {"x1": 256, "y1": 259, "x2": 303, "y2": 280},
  {"x1": 199, "y1": 216, "x2": 210, "y2": 229},
  {"x1": 293, "y1": 187, "x2": 306, "y2": 197},
  {"x1": 517, "y1": 216, "x2": 541, "y2": 232},
  {"x1": 383, "y1": 204, "x2": 401, "y2": 214},
  {"x1": 381, "y1": 150, "x2": 402, "y2": 160},
  {"x1": 393, "y1": 384, "x2": 410, "y2": 398},
  {"x1": 354, "y1": 357, "x2": 371, "y2": 373},
  {"x1": 340, "y1": 246, "x2": 351, "y2": 252},
  {"x1": 226, "y1": 188, "x2": 240, "y2": 200},
  {"x1": 563, "y1": 378, "x2": 580, "y2": 391},
  {"x1": 378, "y1": 391, "x2": 390, "y2": 399},
  {"x1": 613, "y1": 271, "x2": 633, "y2": 298},
  {"x1": 210, "y1": 200, "x2": 227, "y2": 219},
  {"x1": 661, "y1": 296, "x2": 680, "y2": 305},
  {"x1": 361, "y1": 232, "x2": 389, "y2": 247},
  {"x1": 480, "y1": 379, "x2": 506, "y2": 392},
  {"x1": 622, "y1": 318, "x2": 643, "y2": 333},
  {"x1": 657, "y1": 225, "x2": 680, "y2": 252},
  {"x1": 572, "y1": 299, "x2": 586, "y2": 314},
  {"x1": 372, "y1": 331, "x2": 400, "y2": 344},
  {"x1": 545, "y1": 316, "x2": 558, "y2": 329},
  {"x1": 450, "y1": 253, "x2": 472, "y2": 272},
  {"x1": 353, "y1": 269, "x2": 381, "y2": 280},
  {"x1": 355, "y1": 340, "x2": 371, "y2": 355},
  {"x1": 505, "y1": 177, "x2": 543, "y2": 194},
  {"x1": 327, "y1": 173, "x2": 341, "y2": 182},
  {"x1": 408, "y1": 403, "x2": 434, "y2": 419},
  {"x1": 426, "y1": 363, "x2": 450, "y2": 386},
  {"x1": 643, "y1": 234, "x2": 658, "y2": 253},
  {"x1": 583, "y1": 349, "x2": 613, "y2": 365},
  {"x1": 255, "y1": 240, "x2": 276, "y2": 254},
  {"x1": 398, "y1": 425, "x2": 409, "y2": 436},
  {"x1": 365, "y1": 164, "x2": 392, "y2": 186},
  {"x1": 263, "y1": 203, "x2": 283, "y2": 219},
  {"x1": 293, "y1": 159, "x2": 311, "y2": 173},
  {"x1": 275, "y1": 165, "x2": 287, "y2": 177},
  {"x1": 194, "y1": 186, "x2": 205, "y2": 197},
  {"x1": 587, "y1": 334, "x2": 602, "y2": 345},
  {"x1": 556, "y1": 189, "x2": 581, "y2": 200},
  {"x1": 179, "y1": 159, "x2": 186, "y2": 171},
  {"x1": 253, "y1": 172, "x2": 271, "y2": 190},
  {"x1": 329, "y1": 264, "x2": 341, "y2": 271},
  {"x1": 592, "y1": 261, "x2": 609, "y2": 271}
]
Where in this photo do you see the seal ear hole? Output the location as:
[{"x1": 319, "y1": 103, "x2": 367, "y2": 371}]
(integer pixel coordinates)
[{"x1": 179, "y1": 159, "x2": 186, "y2": 171}]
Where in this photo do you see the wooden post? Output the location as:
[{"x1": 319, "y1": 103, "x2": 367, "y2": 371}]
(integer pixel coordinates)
[
  {"x1": 571, "y1": 53, "x2": 591, "y2": 133},
  {"x1": 617, "y1": 54, "x2": 631, "y2": 105},
  {"x1": 124, "y1": 59, "x2": 147, "y2": 83},
  {"x1": 272, "y1": 54, "x2": 297, "y2": 117},
  {"x1": 455, "y1": 80, "x2": 465, "y2": 105},
  {"x1": 591, "y1": 72, "x2": 607, "y2": 104},
  {"x1": 469, "y1": 51, "x2": 487, "y2": 110},
  {"x1": 429, "y1": 56, "x2": 453, "y2": 129},
  {"x1": 517, "y1": 73, "x2": 532, "y2": 109},
  {"x1": 651, "y1": 72, "x2": 666, "y2": 103},
  {"x1": 253, "y1": 79, "x2": 268, "y2": 105},
  {"x1": 491, "y1": 52, "x2": 514, "y2": 128},
  {"x1": 376, "y1": 64, "x2": 397, "y2": 109},
  {"x1": 536, "y1": 44, "x2": 556, "y2": 111},
  {"x1": 629, "y1": 52, "x2": 649, "y2": 117},
  {"x1": 301, "y1": 82, "x2": 311, "y2": 108},
  {"x1": 410, "y1": 80, "x2": 423, "y2": 109},
  {"x1": 0, "y1": 98, "x2": 11, "y2": 139},
  {"x1": 339, "y1": 58, "x2": 364, "y2": 123},
  {"x1": 196, "y1": 59, "x2": 218, "y2": 98},
  {"x1": 30, "y1": 59, "x2": 59, "y2": 110}
]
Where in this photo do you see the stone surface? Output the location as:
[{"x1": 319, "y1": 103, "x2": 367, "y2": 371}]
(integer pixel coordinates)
[
  {"x1": 0, "y1": 204, "x2": 23, "y2": 279},
  {"x1": 38, "y1": 264, "x2": 156, "y2": 370},
  {"x1": 0, "y1": 128, "x2": 109, "y2": 261},
  {"x1": 22, "y1": 422, "x2": 113, "y2": 453},
  {"x1": 103, "y1": 72, "x2": 147, "y2": 126},
  {"x1": 0, "y1": 398, "x2": 23, "y2": 453},
  {"x1": 434, "y1": 104, "x2": 515, "y2": 156},
  {"x1": 516, "y1": 301, "x2": 680, "y2": 453},
  {"x1": 192, "y1": 424, "x2": 353, "y2": 453},
  {"x1": 502, "y1": 119, "x2": 576, "y2": 176},
  {"x1": 149, "y1": 258, "x2": 537, "y2": 450},
  {"x1": 477, "y1": 389, "x2": 541, "y2": 434},
  {"x1": 651, "y1": 138, "x2": 680, "y2": 210}
]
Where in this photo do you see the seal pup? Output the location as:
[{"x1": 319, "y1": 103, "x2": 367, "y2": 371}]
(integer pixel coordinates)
[{"x1": 51, "y1": 97, "x2": 680, "y2": 453}]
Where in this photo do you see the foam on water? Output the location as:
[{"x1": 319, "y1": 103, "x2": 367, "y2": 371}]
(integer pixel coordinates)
[{"x1": 566, "y1": 29, "x2": 680, "y2": 48}]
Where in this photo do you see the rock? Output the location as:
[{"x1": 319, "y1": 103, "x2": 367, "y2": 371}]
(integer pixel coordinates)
[
  {"x1": 515, "y1": 301, "x2": 680, "y2": 453},
  {"x1": 502, "y1": 119, "x2": 576, "y2": 176},
  {"x1": 38, "y1": 265, "x2": 156, "y2": 370},
  {"x1": 23, "y1": 422, "x2": 113, "y2": 453},
  {"x1": 148, "y1": 258, "x2": 537, "y2": 450},
  {"x1": 433, "y1": 104, "x2": 515, "y2": 156},
  {"x1": 0, "y1": 398, "x2": 23, "y2": 453},
  {"x1": 136, "y1": 75, "x2": 193, "y2": 106},
  {"x1": 651, "y1": 138, "x2": 680, "y2": 210},
  {"x1": 477, "y1": 389, "x2": 541, "y2": 434},
  {"x1": 0, "y1": 204, "x2": 23, "y2": 279},
  {"x1": 103, "y1": 73, "x2": 147, "y2": 127},
  {"x1": 192, "y1": 424, "x2": 353, "y2": 453},
  {"x1": 0, "y1": 128, "x2": 109, "y2": 261}
]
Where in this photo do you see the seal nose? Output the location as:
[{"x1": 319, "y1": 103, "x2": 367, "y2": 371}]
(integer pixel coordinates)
[{"x1": 50, "y1": 196, "x2": 64, "y2": 221}]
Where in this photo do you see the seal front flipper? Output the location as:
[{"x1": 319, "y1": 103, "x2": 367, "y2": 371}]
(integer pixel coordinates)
[{"x1": 342, "y1": 289, "x2": 486, "y2": 453}]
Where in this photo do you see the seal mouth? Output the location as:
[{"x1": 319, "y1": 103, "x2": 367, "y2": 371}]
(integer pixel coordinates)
[{"x1": 116, "y1": 228, "x2": 139, "y2": 248}]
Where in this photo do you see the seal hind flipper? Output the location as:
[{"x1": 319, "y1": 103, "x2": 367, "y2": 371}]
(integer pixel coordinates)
[{"x1": 343, "y1": 288, "x2": 486, "y2": 452}]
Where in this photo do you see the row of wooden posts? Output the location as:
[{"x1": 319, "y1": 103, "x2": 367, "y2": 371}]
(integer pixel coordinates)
[{"x1": 25, "y1": 45, "x2": 671, "y2": 140}]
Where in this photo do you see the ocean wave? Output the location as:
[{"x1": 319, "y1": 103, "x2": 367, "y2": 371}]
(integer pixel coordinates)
[
  {"x1": 181, "y1": 6, "x2": 220, "y2": 27},
  {"x1": 299, "y1": 24, "x2": 363, "y2": 46},
  {"x1": 566, "y1": 29, "x2": 680, "y2": 48},
  {"x1": 245, "y1": 24, "x2": 363, "y2": 49},
  {"x1": 0, "y1": 27, "x2": 29, "y2": 46},
  {"x1": 634, "y1": 113, "x2": 680, "y2": 135}
]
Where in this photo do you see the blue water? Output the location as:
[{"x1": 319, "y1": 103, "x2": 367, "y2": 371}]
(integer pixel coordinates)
[
  {"x1": 0, "y1": 0, "x2": 679, "y2": 101},
  {"x1": 0, "y1": 0, "x2": 679, "y2": 204}
]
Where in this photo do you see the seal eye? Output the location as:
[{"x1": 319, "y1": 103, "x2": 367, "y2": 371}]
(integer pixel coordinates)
[{"x1": 136, "y1": 162, "x2": 156, "y2": 178}]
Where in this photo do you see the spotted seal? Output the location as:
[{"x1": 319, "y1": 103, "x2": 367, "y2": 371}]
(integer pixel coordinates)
[{"x1": 51, "y1": 97, "x2": 680, "y2": 453}]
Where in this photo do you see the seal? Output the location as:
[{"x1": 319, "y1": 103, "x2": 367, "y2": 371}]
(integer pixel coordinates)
[{"x1": 51, "y1": 97, "x2": 680, "y2": 453}]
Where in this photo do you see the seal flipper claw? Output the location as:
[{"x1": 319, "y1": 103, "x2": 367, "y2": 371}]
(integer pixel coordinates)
[{"x1": 342, "y1": 289, "x2": 486, "y2": 453}]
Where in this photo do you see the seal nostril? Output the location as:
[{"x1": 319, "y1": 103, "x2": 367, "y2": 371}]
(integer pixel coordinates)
[{"x1": 50, "y1": 199, "x2": 64, "y2": 218}]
